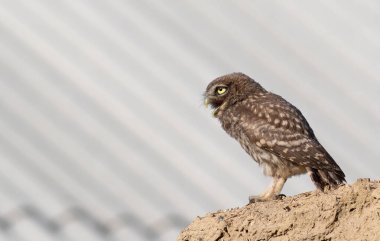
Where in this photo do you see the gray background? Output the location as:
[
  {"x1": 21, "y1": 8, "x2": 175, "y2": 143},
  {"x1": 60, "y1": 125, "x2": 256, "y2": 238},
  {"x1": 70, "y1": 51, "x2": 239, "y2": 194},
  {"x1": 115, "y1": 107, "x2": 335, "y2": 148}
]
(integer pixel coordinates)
[{"x1": 0, "y1": 0, "x2": 379, "y2": 240}]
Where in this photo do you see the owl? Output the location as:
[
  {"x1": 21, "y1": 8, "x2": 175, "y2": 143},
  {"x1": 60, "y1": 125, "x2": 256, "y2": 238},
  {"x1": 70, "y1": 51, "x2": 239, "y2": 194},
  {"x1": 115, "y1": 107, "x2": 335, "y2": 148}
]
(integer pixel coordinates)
[{"x1": 204, "y1": 73, "x2": 345, "y2": 202}]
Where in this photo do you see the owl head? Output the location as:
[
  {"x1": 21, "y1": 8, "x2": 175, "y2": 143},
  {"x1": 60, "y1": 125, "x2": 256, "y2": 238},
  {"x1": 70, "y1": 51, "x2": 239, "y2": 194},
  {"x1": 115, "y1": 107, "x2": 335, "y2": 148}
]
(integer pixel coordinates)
[{"x1": 204, "y1": 72, "x2": 266, "y2": 117}]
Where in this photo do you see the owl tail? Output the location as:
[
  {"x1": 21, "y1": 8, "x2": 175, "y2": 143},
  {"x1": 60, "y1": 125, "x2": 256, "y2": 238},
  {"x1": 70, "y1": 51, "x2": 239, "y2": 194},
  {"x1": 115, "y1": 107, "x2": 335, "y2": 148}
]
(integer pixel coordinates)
[{"x1": 307, "y1": 167, "x2": 346, "y2": 191}]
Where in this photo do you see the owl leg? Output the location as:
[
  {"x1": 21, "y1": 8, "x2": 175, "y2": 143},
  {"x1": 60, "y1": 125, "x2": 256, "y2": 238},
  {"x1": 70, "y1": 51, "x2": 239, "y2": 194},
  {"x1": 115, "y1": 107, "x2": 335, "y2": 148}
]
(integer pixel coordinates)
[
  {"x1": 272, "y1": 177, "x2": 287, "y2": 197},
  {"x1": 249, "y1": 177, "x2": 287, "y2": 203}
]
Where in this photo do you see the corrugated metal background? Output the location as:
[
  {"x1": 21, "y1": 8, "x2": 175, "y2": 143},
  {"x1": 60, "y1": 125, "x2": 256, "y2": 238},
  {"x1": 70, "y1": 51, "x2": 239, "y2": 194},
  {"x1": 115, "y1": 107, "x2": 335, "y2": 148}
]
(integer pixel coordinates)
[{"x1": 0, "y1": 0, "x2": 379, "y2": 240}]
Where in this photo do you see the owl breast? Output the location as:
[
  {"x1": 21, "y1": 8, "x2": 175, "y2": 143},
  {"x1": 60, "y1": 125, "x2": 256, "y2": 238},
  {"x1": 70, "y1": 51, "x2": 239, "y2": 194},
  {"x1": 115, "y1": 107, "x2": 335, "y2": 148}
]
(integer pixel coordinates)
[{"x1": 220, "y1": 104, "x2": 307, "y2": 178}]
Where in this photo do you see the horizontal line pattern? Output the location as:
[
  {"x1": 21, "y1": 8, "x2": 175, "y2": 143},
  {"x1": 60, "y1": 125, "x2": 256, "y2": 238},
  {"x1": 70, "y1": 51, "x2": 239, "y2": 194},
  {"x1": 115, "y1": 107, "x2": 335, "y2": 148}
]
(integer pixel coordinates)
[{"x1": 0, "y1": 0, "x2": 379, "y2": 240}]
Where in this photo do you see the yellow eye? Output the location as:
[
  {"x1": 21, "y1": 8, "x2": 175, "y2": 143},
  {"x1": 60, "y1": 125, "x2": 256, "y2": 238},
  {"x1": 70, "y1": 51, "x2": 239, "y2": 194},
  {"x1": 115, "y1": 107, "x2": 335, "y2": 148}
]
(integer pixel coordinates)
[{"x1": 216, "y1": 87, "x2": 227, "y2": 95}]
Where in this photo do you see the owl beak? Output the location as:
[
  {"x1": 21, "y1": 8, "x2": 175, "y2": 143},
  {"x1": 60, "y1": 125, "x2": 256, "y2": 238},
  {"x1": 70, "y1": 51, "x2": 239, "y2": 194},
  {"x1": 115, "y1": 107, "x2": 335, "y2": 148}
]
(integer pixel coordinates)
[{"x1": 204, "y1": 98, "x2": 210, "y2": 108}]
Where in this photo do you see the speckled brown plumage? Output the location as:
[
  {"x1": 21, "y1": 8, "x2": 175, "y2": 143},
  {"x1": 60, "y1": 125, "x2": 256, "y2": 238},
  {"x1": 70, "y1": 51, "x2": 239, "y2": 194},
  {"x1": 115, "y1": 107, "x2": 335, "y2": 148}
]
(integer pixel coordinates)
[{"x1": 204, "y1": 73, "x2": 345, "y2": 202}]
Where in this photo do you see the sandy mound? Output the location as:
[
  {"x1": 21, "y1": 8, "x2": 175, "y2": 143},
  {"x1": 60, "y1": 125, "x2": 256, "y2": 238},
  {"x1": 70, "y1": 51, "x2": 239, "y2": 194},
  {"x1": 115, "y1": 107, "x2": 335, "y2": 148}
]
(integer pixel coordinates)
[{"x1": 177, "y1": 179, "x2": 380, "y2": 241}]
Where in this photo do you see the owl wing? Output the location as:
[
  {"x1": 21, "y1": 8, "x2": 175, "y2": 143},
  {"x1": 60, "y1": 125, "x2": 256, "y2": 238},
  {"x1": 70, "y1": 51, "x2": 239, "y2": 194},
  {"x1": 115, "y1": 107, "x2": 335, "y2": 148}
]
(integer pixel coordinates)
[{"x1": 237, "y1": 94, "x2": 343, "y2": 172}]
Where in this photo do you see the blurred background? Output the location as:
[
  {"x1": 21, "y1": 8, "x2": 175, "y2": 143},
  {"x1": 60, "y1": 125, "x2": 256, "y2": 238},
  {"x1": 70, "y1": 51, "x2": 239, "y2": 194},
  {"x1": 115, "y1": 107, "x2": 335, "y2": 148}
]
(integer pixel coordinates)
[{"x1": 0, "y1": 0, "x2": 379, "y2": 240}]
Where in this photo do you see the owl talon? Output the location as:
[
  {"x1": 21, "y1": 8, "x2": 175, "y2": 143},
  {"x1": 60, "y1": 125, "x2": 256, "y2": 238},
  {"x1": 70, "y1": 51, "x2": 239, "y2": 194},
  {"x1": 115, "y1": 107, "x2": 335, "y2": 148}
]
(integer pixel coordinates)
[
  {"x1": 249, "y1": 193, "x2": 286, "y2": 203},
  {"x1": 273, "y1": 194, "x2": 286, "y2": 200},
  {"x1": 248, "y1": 195, "x2": 266, "y2": 203}
]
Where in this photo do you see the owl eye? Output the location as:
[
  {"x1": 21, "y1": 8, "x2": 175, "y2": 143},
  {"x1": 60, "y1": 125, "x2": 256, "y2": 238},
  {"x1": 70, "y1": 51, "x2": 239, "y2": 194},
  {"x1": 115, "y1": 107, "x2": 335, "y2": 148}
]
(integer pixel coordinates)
[{"x1": 215, "y1": 86, "x2": 227, "y2": 95}]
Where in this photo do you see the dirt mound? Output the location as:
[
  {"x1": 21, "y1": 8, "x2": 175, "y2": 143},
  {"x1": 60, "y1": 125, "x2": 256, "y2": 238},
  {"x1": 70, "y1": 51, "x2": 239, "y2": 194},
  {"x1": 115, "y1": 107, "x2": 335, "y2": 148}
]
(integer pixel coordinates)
[{"x1": 177, "y1": 179, "x2": 380, "y2": 241}]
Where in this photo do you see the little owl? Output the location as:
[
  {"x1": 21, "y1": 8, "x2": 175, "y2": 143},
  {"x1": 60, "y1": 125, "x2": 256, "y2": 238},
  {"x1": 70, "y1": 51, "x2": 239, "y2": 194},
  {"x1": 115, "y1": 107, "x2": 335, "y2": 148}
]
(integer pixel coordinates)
[{"x1": 204, "y1": 73, "x2": 345, "y2": 202}]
